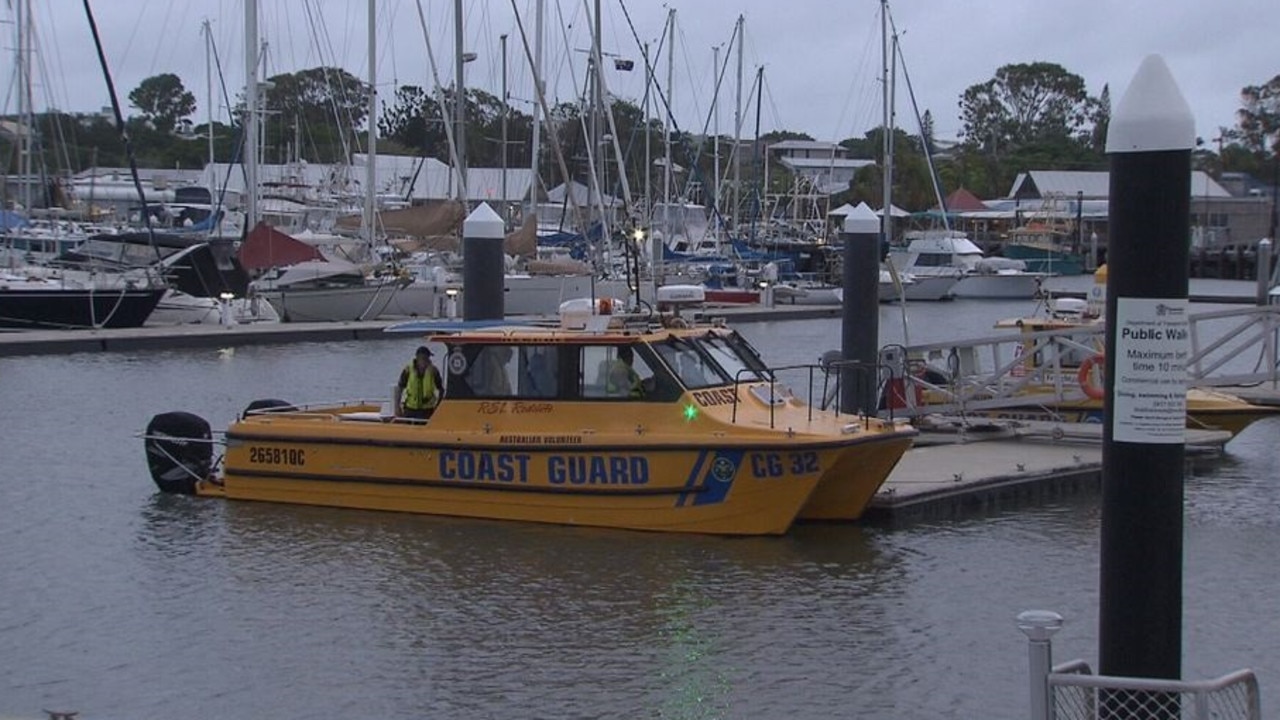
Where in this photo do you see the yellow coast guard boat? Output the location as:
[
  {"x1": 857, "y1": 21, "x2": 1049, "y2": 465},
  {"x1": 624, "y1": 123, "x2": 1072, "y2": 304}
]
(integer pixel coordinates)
[{"x1": 144, "y1": 292, "x2": 917, "y2": 535}]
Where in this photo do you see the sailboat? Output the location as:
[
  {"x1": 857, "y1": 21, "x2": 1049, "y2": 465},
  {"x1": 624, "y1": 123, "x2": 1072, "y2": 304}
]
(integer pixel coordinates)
[
  {"x1": 240, "y1": 0, "x2": 406, "y2": 322},
  {"x1": 0, "y1": 0, "x2": 167, "y2": 330}
]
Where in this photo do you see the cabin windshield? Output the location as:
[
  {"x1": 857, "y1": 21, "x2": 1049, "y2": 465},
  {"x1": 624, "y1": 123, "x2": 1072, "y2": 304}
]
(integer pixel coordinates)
[{"x1": 654, "y1": 332, "x2": 769, "y2": 389}]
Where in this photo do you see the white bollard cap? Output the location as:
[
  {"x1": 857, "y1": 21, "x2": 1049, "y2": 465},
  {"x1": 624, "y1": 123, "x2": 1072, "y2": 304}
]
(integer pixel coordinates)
[
  {"x1": 843, "y1": 202, "x2": 881, "y2": 235},
  {"x1": 1106, "y1": 54, "x2": 1195, "y2": 154},
  {"x1": 463, "y1": 202, "x2": 505, "y2": 239}
]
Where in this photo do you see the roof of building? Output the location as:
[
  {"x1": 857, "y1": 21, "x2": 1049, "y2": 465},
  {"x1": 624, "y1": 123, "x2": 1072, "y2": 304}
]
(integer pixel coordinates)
[
  {"x1": 1007, "y1": 170, "x2": 1230, "y2": 200},
  {"x1": 777, "y1": 157, "x2": 875, "y2": 171},
  {"x1": 943, "y1": 187, "x2": 990, "y2": 212},
  {"x1": 768, "y1": 139, "x2": 841, "y2": 151}
]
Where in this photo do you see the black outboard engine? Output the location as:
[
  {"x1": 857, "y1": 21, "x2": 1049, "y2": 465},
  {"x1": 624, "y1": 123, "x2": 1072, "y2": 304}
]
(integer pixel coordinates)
[
  {"x1": 241, "y1": 398, "x2": 296, "y2": 419},
  {"x1": 145, "y1": 411, "x2": 214, "y2": 495}
]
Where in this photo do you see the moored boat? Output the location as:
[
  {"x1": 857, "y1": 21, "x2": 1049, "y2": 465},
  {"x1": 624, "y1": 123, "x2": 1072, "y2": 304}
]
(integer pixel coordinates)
[
  {"x1": 0, "y1": 270, "x2": 166, "y2": 329},
  {"x1": 143, "y1": 291, "x2": 917, "y2": 534},
  {"x1": 888, "y1": 308, "x2": 1280, "y2": 436}
]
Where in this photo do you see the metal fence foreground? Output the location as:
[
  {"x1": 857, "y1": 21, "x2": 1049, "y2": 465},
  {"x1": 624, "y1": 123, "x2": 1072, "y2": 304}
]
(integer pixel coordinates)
[{"x1": 1018, "y1": 610, "x2": 1261, "y2": 720}]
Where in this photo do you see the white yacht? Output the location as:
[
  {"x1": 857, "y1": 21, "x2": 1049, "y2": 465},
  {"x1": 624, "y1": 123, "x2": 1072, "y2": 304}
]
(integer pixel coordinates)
[{"x1": 889, "y1": 230, "x2": 1046, "y2": 299}]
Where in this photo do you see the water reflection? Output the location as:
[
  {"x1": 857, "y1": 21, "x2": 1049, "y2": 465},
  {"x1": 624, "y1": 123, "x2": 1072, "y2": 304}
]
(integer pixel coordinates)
[{"x1": 124, "y1": 498, "x2": 913, "y2": 718}]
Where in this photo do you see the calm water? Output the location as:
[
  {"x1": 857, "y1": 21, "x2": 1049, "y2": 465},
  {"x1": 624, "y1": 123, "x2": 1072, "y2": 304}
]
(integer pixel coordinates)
[{"x1": 2, "y1": 283, "x2": 1277, "y2": 719}]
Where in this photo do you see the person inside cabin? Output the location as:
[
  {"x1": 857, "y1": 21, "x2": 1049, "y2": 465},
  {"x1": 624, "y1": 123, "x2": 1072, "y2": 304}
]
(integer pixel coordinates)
[
  {"x1": 606, "y1": 345, "x2": 644, "y2": 398},
  {"x1": 524, "y1": 346, "x2": 557, "y2": 398},
  {"x1": 395, "y1": 345, "x2": 443, "y2": 420},
  {"x1": 467, "y1": 346, "x2": 514, "y2": 396}
]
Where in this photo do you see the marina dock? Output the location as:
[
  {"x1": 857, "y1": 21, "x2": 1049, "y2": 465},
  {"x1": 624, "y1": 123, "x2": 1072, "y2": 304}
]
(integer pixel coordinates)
[
  {"x1": 0, "y1": 304, "x2": 844, "y2": 358},
  {"x1": 867, "y1": 419, "x2": 1234, "y2": 522}
]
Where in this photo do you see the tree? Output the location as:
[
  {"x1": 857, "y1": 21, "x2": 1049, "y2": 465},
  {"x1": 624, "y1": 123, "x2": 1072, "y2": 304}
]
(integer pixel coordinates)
[
  {"x1": 920, "y1": 110, "x2": 936, "y2": 157},
  {"x1": 844, "y1": 126, "x2": 936, "y2": 211},
  {"x1": 252, "y1": 67, "x2": 370, "y2": 162},
  {"x1": 129, "y1": 73, "x2": 196, "y2": 134},
  {"x1": 1237, "y1": 74, "x2": 1280, "y2": 155},
  {"x1": 379, "y1": 84, "x2": 449, "y2": 157},
  {"x1": 958, "y1": 62, "x2": 1097, "y2": 154},
  {"x1": 1088, "y1": 84, "x2": 1111, "y2": 153}
]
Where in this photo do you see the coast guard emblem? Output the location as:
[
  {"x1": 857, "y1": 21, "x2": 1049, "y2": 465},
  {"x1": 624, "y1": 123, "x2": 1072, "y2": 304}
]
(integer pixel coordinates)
[
  {"x1": 711, "y1": 456, "x2": 737, "y2": 482},
  {"x1": 447, "y1": 348, "x2": 469, "y2": 375}
]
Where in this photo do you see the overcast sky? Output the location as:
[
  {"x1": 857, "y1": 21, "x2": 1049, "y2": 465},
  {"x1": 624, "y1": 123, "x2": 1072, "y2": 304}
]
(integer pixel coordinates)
[{"x1": 10, "y1": 0, "x2": 1278, "y2": 148}]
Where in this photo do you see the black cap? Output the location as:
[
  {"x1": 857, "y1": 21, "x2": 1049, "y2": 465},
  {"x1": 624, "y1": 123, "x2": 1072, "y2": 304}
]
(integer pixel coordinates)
[{"x1": 416, "y1": 345, "x2": 433, "y2": 358}]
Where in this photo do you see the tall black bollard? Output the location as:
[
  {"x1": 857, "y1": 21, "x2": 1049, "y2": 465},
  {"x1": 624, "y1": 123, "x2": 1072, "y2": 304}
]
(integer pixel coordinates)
[
  {"x1": 462, "y1": 203, "x2": 506, "y2": 321},
  {"x1": 1099, "y1": 55, "x2": 1194, "y2": 682},
  {"x1": 840, "y1": 203, "x2": 881, "y2": 415}
]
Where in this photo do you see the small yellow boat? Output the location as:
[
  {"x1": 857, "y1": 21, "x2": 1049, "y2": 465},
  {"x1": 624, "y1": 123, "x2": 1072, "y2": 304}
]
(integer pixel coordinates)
[
  {"x1": 145, "y1": 296, "x2": 916, "y2": 535},
  {"x1": 903, "y1": 309, "x2": 1280, "y2": 436}
]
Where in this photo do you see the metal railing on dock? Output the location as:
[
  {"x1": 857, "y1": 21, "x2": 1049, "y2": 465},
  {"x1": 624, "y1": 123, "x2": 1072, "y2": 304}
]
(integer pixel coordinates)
[
  {"x1": 882, "y1": 305, "x2": 1280, "y2": 418},
  {"x1": 1018, "y1": 611, "x2": 1261, "y2": 720}
]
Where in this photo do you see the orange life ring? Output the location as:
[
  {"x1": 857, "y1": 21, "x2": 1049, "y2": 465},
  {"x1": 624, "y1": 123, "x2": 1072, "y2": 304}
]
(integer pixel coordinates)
[{"x1": 1077, "y1": 354, "x2": 1105, "y2": 400}]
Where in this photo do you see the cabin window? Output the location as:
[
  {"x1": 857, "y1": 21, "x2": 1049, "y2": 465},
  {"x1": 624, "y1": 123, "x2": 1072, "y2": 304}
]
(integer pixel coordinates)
[
  {"x1": 518, "y1": 345, "x2": 559, "y2": 398},
  {"x1": 700, "y1": 333, "x2": 768, "y2": 382},
  {"x1": 580, "y1": 345, "x2": 656, "y2": 400},
  {"x1": 915, "y1": 253, "x2": 952, "y2": 268},
  {"x1": 464, "y1": 345, "x2": 517, "y2": 397},
  {"x1": 445, "y1": 344, "x2": 565, "y2": 400},
  {"x1": 654, "y1": 338, "x2": 723, "y2": 390}
]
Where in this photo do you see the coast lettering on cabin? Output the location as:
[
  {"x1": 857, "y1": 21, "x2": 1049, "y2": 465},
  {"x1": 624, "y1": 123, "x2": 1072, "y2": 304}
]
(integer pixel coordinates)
[
  {"x1": 438, "y1": 450, "x2": 649, "y2": 485},
  {"x1": 691, "y1": 387, "x2": 738, "y2": 407}
]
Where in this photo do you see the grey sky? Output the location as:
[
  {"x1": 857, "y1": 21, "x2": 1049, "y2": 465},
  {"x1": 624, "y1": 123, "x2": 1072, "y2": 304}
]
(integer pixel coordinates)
[{"x1": 11, "y1": 0, "x2": 1278, "y2": 148}]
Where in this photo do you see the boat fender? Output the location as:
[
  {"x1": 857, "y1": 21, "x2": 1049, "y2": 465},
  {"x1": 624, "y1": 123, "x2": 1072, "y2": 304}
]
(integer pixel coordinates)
[
  {"x1": 1077, "y1": 354, "x2": 1106, "y2": 400},
  {"x1": 144, "y1": 411, "x2": 213, "y2": 495},
  {"x1": 242, "y1": 398, "x2": 296, "y2": 419}
]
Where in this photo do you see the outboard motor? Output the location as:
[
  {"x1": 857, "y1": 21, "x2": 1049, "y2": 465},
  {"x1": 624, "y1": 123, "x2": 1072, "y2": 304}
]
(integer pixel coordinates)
[
  {"x1": 144, "y1": 411, "x2": 213, "y2": 495},
  {"x1": 241, "y1": 398, "x2": 296, "y2": 419}
]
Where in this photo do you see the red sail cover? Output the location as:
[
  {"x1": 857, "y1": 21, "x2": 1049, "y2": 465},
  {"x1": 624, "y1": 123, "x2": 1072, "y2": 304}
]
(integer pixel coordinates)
[{"x1": 237, "y1": 222, "x2": 325, "y2": 272}]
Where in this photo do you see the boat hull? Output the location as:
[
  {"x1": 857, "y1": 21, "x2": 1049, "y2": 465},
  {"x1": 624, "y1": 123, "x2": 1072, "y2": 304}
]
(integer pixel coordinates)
[
  {"x1": 0, "y1": 286, "x2": 166, "y2": 329},
  {"x1": 207, "y1": 401, "x2": 915, "y2": 535},
  {"x1": 931, "y1": 392, "x2": 1278, "y2": 437},
  {"x1": 1002, "y1": 245, "x2": 1085, "y2": 275},
  {"x1": 703, "y1": 288, "x2": 760, "y2": 305},
  {"x1": 217, "y1": 423, "x2": 823, "y2": 535},
  {"x1": 901, "y1": 275, "x2": 958, "y2": 302},
  {"x1": 260, "y1": 282, "x2": 403, "y2": 322},
  {"x1": 951, "y1": 273, "x2": 1044, "y2": 299},
  {"x1": 798, "y1": 435, "x2": 915, "y2": 520}
]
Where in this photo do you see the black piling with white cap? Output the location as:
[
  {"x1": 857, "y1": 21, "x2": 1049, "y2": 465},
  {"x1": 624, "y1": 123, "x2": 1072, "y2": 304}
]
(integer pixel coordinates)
[
  {"x1": 1099, "y1": 54, "x2": 1194, "y2": 681},
  {"x1": 462, "y1": 203, "x2": 506, "y2": 321},
  {"x1": 840, "y1": 202, "x2": 882, "y2": 415}
]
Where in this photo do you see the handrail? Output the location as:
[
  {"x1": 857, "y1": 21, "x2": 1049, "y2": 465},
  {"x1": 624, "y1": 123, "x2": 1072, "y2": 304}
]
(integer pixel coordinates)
[
  {"x1": 730, "y1": 361, "x2": 882, "y2": 428},
  {"x1": 886, "y1": 304, "x2": 1280, "y2": 418}
]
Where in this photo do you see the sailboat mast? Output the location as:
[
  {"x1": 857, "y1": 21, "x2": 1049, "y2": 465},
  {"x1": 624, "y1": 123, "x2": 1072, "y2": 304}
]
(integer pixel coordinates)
[
  {"x1": 413, "y1": 0, "x2": 464, "y2": 199},
  {"x1": 713, "y1": 43, "x2": 720, "y2": 220},
  {"x1": 244, "y1": 0, "x2": 259, "y2": 230},
  {"x1": 662, "y1": 9, "x2": 674, "y2": 229},
  {"x1": 454, "y1": 0, "x2": 467, "y2": 202},
  {"x1": 17, "y1": 0, "x2": 30, "y2": 211},
  {"x1": 529, "y1": 0, "x2": 544, "y2": 224},
  {"x1": 365, "y1": 0, "x2": 377, "y2": 247},
  {"x1": 732, "y1": 14, "x2": 744, "y2": 232},
  {"x1": 204, "y1": 20, "x2": 215, "y2": 203},
  {"x1": 500, "y1": 33, "x2": 509, "y2": 227},
  {"x1": 880, "y1": 0, "x2": 891, "y2": 247}
]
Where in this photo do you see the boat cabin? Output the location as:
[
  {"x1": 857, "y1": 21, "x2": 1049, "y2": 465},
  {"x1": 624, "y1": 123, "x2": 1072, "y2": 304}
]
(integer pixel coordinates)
[{"x1": 433, "y1": 321, "x2": 774, "y2": 405}]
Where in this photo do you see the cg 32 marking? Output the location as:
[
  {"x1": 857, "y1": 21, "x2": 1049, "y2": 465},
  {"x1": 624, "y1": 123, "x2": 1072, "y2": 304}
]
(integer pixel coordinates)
[{"x1": 749, "y1": 451, "x2": 819, "y2": 478}]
